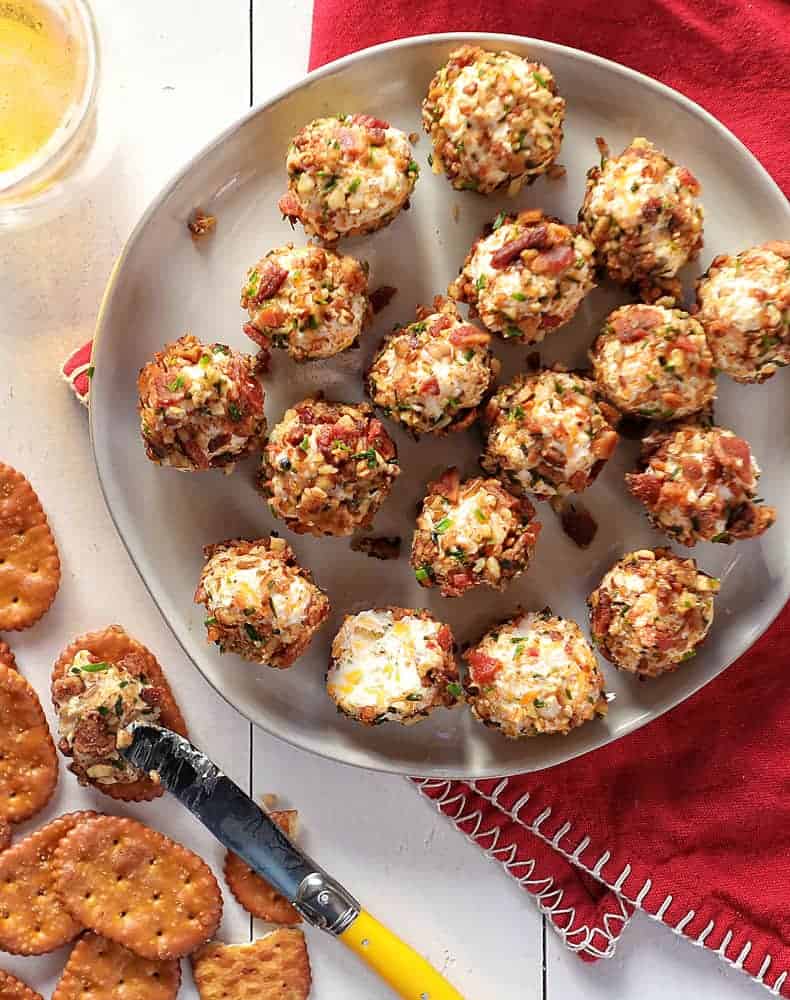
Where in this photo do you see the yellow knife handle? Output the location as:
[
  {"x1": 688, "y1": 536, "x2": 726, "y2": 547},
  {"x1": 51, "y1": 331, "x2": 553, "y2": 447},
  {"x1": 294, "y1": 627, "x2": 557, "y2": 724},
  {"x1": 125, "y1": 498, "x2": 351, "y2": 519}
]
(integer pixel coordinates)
[{"x1": 339, "y1": 909, "x2": 466, "y2": 1000}]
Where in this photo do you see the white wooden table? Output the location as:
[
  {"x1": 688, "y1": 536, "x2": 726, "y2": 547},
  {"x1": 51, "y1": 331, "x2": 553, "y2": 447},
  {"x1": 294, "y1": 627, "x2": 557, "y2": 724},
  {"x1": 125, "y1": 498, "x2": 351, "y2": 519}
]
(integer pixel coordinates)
[{"x1": 0, "y1": 2, "x2": 763, "y2": 996}]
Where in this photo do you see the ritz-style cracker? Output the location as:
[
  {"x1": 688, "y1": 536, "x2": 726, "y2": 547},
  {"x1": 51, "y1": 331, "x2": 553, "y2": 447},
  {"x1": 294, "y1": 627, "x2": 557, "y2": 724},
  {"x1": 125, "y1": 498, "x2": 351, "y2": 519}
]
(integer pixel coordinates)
[
  {"x1": 0, "y1": 642, "x2": 17, "y2": 673},
  {"x1": 53, "y1": 932, "x2": 181, "y2": 1000},
  {"x1": 0, "y1": 969, "x2": 44, "y2": 1000},
  {"x1": 0, "y1": 663, "x2": 58, "y2": 824},
  {"x1": 51, "y1": 625, "x2": 187, "y2": 802},
  {"x1": 0, "y1": 463, "x2": 60, "y2": 631},
  {"x1": 192, "y1": 929, "x2": 312, "y2": 1000},
  {"x1": 53, "y1": 815, "x2": 222, "y2": 960},
  {"x1": 224, "y1": 810, "x2": 301, "y2": 924},
  {"x1": 0, "y1": 812, "x2": 97, "y2": 955}
]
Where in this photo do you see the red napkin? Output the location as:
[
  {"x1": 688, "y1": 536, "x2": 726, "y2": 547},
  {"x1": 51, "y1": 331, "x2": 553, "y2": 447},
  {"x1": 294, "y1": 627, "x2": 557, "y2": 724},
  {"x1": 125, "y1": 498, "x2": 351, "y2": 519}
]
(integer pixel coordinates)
[{"x1": 308, "y1": 1, "x2": 790, "y2": 993}]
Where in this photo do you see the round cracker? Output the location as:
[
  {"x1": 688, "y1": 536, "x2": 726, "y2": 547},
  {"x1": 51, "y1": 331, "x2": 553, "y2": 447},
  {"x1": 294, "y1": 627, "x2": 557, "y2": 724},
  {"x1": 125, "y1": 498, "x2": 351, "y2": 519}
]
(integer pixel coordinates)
[
  {"x1": 0, "y1": 663, "x2": 57, "y2": 823},
  {"x1": 0, "y1": 969, "x2": 44, "y2": 1000},
  {"x1": 192, "y1": 929, "x2": 311, "y2": 1000},
  {"x1": 0, "y1": 463, "x2": 60, "y2": 631},
  {"x1": 0, "y1": 643, "x2": 17, "y2": 673},
  {"x1": 224, "y1": 810, "x2": 300, "y2": 925},
  {"x1": 53, "y1": 932, "x2": 181, "y2": 1000},
  {"x1": 54, "y1": 815, "x2": 222, "y2": 960},
  {"x1": 51, "y1": 625, "x2": 187, "y2": 802},
  {"x1": 0, "y1": 812, "x2": 97, "y2": 955}
]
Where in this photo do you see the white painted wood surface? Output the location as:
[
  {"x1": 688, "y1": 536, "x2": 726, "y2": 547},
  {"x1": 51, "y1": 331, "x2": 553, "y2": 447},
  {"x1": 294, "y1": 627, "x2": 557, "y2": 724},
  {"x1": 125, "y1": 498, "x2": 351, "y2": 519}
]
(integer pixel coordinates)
[{"x1": 0, "y1": 1, "x2": 763, "y2": 995}]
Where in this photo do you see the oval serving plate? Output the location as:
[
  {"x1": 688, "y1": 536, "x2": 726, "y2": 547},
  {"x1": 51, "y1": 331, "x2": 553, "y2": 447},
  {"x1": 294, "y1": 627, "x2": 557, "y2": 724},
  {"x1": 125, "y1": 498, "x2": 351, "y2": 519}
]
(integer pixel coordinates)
[{"x1": 91, "y1": 32, "x2": 790, "y2": 778}]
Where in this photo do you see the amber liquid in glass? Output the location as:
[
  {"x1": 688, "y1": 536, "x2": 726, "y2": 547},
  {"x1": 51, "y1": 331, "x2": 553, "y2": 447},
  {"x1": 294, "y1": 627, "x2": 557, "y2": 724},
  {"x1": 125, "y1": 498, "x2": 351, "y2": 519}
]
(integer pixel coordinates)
[{"x1": 0, "y1": 1, "x2": 83, "y2": 174}]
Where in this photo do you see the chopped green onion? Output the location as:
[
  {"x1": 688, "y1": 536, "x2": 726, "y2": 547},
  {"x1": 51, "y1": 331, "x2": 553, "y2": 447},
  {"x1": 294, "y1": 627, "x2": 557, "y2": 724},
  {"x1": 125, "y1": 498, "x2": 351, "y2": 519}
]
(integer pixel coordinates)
[
  {"x1": 244, "y1": 623, "x2": 262, "y2": 643},
  {"x1": 78, "y1": 661, "x2": 112, "y2": 673},
  {"x1": 414, "y1": 567, "x2": 430, "y2": 583},
  {"x1": 447, "y1": 681, "x2": 463, "y2": 698},
  {"x1": 435, "y1": 517, "x2": 452, "y2": 534}
]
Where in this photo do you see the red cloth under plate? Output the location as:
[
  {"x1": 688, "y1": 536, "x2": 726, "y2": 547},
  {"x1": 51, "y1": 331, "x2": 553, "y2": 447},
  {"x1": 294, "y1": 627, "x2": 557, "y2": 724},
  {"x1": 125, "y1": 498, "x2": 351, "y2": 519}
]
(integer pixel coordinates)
[{"x1": 309, "y1": 1, "x2": 790, "y2": 993}]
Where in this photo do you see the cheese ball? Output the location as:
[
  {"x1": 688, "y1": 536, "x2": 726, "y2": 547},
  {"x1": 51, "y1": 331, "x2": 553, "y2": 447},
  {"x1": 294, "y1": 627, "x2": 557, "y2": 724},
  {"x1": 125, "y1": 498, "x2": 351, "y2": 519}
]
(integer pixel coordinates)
[
  {"x1": 421, "y1": 44, "x2": 565, "y2": 194},
  {"x1": 240, "y1": 244, "x2": 371, "y2": 362},
  {"x1": 138, "y1": 335, "x2": 266, "y2": 472},
  {"x1": 53, "y1": 650, "x2": 161, "y2": 787},
  {"x1": 327, "y1": 607, "x2": 459, "y2": 725},
  {"x1": 278, "y1": 114, "x2": 418, "y2": 241},
  {"x1": 694, "y1": 241, "x2": 790, "y2": 383},
  {"x1": 194, "y1": 537, "x2": 330, "y2": 668},
  {"x1": 259, "y1": 397, "x2": 400, "y2": 537},
  {"x1": 463, "y1": 610, "x2": 607, "y2": 738},
  {"x1": 580, "y1": 137, "x2": 703, "y2": 294},
  {"x1": 588, "y1": 547, "x2": 719, "y2": 678},
  {"x1": 366, "y1": 298, "x2": 498, "y2": 436},
  {"x1": 448, "y1": 210, "x2": 596, "y2": 343},
  {"x1": 411, "y1": 467, "x2": 542, "y2": 598},
  {"x1": 481, "y1": 369, "x2": 619, "y2": 499},
  {"x1": 626, "y1": 424, "x2": 776, "y2": 546},
  {"x1": 590, "y1": 304, "x2": 715, "y2": 420}
]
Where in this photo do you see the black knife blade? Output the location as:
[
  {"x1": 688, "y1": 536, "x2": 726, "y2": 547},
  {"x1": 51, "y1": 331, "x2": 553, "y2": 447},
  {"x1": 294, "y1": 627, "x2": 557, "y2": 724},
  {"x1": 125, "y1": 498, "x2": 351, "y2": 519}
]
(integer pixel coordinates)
[{"x1": 120, "y1": 722, "x2": 358, "y2": 932}]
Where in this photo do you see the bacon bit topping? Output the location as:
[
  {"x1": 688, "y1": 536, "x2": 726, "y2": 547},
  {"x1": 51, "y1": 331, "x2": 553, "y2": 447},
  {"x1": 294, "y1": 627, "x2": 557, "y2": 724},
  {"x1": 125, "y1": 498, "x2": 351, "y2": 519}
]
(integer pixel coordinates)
[
  {"x1": 366, "y1": 419, "x2": 395, "y2": 459},
  {"x1": 370, "y1": 285, "x2": 398, "y2": 313},
  {"x1": 181, "y1": 438, "x2": 210, "y2": 470},
  {"x1": 713, "y1": 434, "x2": 753, "y2": 482},
  {"x1": 490, "y1": 226, "x2": 549, "y2": 268},
  {"x1": 448, "y1": 324, "x2": 491, "y2": 347},
  {"x1": 611, "y1": 305, "x2": 662, "y2": 343},
  {"x1": 350, "y1": 114, "x2": 391, "y2": 130},
  {"x1": 466, "y1": 650, "x2": 501, "y2": 684},
  {"x1": 626, "y1": 472, "x2": 663, "y2": 506},
  {"x1": 420, "y1": 377, "x2": 440, "y2": 396},
  {"x1": 253, "y1": 262, "x2": 289, "y2": 303},
  {"x1": 436, "y1": 625, "x2": 453, "y2": 651},
  {"x1": 435, "y1": 467, "x2": 461, "y2": 503},
  {"x1": 541, "y1": 314, "x2": 563, "y2": 329},
  {"x1": 590, "y1": 591, "x2": 612, "y2": 637},
  {"x1": 278, "y1": 191, "x2": 301, "y2": 218},
  {"x1": 674, "y1": 335, "x2": 700, "y2": 353},
  {"x1": 676, "y1": 166, "x2": 700, "y2": 193},
  {"x1": 531, "y1": 244, "x2": 575, "y2": 275}
]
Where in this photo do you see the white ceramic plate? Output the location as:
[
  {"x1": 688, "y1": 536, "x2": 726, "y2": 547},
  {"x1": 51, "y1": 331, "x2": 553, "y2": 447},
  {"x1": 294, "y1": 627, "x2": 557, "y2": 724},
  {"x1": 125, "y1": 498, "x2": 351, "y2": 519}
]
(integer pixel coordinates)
[{"x1": 91, "y1": 32, "x2": 790, "y2": 778}]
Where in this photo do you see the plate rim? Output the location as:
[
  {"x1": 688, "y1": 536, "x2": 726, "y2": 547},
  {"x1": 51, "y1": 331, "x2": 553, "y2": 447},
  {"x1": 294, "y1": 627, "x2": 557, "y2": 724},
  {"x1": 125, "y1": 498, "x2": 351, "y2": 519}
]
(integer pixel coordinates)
[{"x1": 90, "y1": 31, "x2": 790, "y2": 779}]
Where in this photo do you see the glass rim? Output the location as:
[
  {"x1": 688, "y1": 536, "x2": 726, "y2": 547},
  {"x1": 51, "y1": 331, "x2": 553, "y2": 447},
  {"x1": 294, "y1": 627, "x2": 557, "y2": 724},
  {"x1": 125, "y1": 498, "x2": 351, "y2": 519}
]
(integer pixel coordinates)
[{"x1": 0, "y1": 0, "x2": 100, "y2": 197}]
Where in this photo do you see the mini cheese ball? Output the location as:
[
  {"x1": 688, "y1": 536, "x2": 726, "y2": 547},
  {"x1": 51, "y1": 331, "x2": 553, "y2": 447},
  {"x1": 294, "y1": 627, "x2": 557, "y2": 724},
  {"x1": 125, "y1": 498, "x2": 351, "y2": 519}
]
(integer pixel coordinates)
[
  {"x1": 327, "y1": 607, "x2": 459, "y2": 726},
  {"x1": 463, "y1": 610, "x2": 607, "y2": 738},
  {"x1": 240, "y1": 244, "x2": 371, "y2": 362},
  {"x1": 411, "y1": 467, "x2": 542, "y2": 598},
  {"x1": 278, "y1": 114, "x2": 418, "y2": 241},
  {"x1": 194, "y1": 537, "x2": 330, "y2": 668},
  {"x1": 481, "y1": 369, "x2": 619, "y2": 499},
  {"x1": 138, "y1": 334, "x2": 267, "y2": 472},
  {"x1": 366, "y1": 298, "x2": 498, "y2": 436},
  {"x1": 259, "y1": 397, "x2": 400, "y2": 537},
  {"x1": 588, "y1": 547, "x2": 719, "y2": 678},
  {"x1": 448, "y1": 210, "x2": 596, "y2": 343},
  {"x1": 422, "y1": 44, "x2": 565, "y2": 194},
  {"x1": 590, "y1": 304, "x2": 715, "y2": 420},
  {"x1": 579, "y1": 136, "x2": 704, "y2": 295},
  {"x1": 694, "y1": 241, "x2": 790, "y2": 383},
  {"x1": 626, "y1": 424, "x2": 776, "y2": 546}
]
